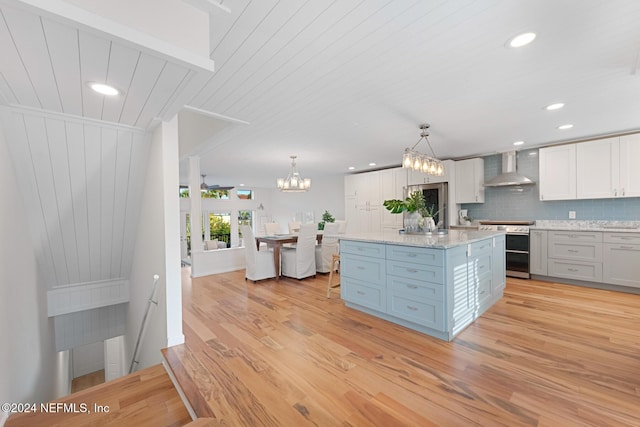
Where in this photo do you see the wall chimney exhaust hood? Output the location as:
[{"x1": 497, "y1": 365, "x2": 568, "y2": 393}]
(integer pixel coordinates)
[{"x1": 483, "y1": 151, "x2": 535, "y2": 187}]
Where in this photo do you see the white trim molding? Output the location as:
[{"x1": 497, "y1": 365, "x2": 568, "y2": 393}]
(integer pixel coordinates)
[{"x1": 47, "y1": 278, "x2": 130, "y2": 317}]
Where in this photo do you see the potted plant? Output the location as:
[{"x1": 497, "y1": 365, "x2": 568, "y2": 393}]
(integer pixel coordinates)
[
  {"x1": 383, "y1": 191, "x2": 427, "y2": 232},
  {"x1": 318, "y1": 210, "x2": 335, "y2": 230},
  {"x1": 382, "y1": 190, "x2": 426, "y2": 214}
]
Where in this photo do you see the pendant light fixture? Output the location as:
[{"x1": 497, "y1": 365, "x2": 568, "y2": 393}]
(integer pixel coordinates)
[
  {"x1": 402, "y1": 124, "x2": 445, "y2": 176},
  {"x1": 277, "y1": 155, "x2": 311, "y2": 192}
]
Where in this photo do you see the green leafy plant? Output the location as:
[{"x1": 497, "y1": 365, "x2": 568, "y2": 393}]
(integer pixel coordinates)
[
  {"x1": 383, "y1": 191, "x2": 426, "y2": 214},
  {"x1": 318, "y1": 210, "x2": 335, "y2": 230},
  {"x1": 422, "y1": 204, "x2": 439, "y2": 218}
]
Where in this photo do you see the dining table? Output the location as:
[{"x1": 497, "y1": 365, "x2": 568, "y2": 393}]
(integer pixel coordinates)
[{"x1": 255, "y1": 233, "x2": 323, "y2": 280}]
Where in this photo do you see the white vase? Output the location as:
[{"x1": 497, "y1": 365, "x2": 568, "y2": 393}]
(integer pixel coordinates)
[
  {"x1": 424, "y1": 217, "x2": 436, "y2": 232},
  {"x1": 405, "y1": 211, "x2": 421, "y2": 232}
]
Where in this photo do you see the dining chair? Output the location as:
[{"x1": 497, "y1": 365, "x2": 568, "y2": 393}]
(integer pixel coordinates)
[
  {"x1": 288, "y1": 221, "x2": 301, "y2": 234},
  {"x1": 240, "y1": 225, "x2": 276, "y2": 282},
  {"x1": 281, "y1": 223, "x2": 317, "y2": 280},
  {"x1": 315, "y1": 222, "x2": 340, "y2": 273},
  {"x1": 334, "y1": 219, "x2": 347, "y2": 233},
  {"x1": 263, "y1": 222, "x2": 281, "y2": 235}
]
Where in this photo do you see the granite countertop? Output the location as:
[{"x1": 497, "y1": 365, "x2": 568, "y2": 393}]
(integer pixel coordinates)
[
  {"x1": 532, "y1": 220, "x2": 640, "y2": 233},
  {"x1": 339, "y1": 229, "x2": 504, "y2": 249}
]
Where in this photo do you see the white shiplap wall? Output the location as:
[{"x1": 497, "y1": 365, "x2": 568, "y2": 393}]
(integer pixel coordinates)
[{"x1": 1, "y1": 106, "x2": 150, "y2": 290}]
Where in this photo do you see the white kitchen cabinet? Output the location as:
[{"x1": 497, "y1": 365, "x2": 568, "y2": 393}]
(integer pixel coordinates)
[
  {"x1": 547, "y1": 231, "x2": 603, "y2": 282},
  {"x1": 408, "y1": 160, "x2": 454, "y2": 185},
  {"x1": 380, "y1": 168, "x2": 406, "y2": 230},
  {"x1": 455, "y1": 158, "x2": 484, "y2": 203},
  {"x1": 576, "y1": 137, "x2": 619, "y2": 199},
  {"x1": 602, "y1": 233, "x2": 640, "y2": 288},
  {"x1": 539, "y1": 144, "x2": 576, "y2": 201},
  {"x1": 345, "y1": 170, "x2": 381, "y2": 233},
  {"x1": 529, "y1": 229, "x2": 548, "y2": 276},
  {"x1": 619, "y1": 134, "x2": 640, "y2": 197}
]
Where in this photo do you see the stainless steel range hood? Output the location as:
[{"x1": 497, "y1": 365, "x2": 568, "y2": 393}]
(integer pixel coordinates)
[{"x1": 483, "y1": 151, "x2": 535, "y2": 187}]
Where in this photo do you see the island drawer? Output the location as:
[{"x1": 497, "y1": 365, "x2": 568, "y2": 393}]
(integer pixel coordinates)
[
  {"x1": 468, "y1": 239, "x2": 493, "y2": 257},
  {"x1": 340, "y1": 240, "x2": 385, "y2": 258},
  {"x1": 341, "y1": 253, "x2": 386, "y2": 286},
  {"x1": 387, "y1": 293, "x2": 444, "y2": 331},
  {"x1": 386, "y1": 259, "x2": 443, "y2": 284},
  {"x1": 385, "y1": 245, "x2": 444, "y2": 267},
  {"x1": 387, "y1": 276, "x2": 444, "y2": 302},
  {"x1": 342, "y1": 278, "x2": 386, "y2": 311}
]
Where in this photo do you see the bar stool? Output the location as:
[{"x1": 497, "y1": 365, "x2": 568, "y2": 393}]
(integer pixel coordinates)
[{"x1": 327, "y1": 254, "x2": 340, "y2": 298}]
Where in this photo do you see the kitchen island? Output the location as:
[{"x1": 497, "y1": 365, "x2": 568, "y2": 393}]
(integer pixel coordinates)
[{"x1": 339, "y1": 229, "x2": 505, "y2": 341}]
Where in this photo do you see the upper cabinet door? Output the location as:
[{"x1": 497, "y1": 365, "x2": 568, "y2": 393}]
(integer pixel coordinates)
[
  {"x1": 576, "y1": 137, "x2": 619, "y2": 199},
  {"x1": 619, "y1": 134, "x2": 640, "y2": 197},
  {"x1": 539, "y1": 144, "x2": 576, "y2": 201},
  {"x1": 455, "y1": 158, "x2": 484, "y2": 203}
]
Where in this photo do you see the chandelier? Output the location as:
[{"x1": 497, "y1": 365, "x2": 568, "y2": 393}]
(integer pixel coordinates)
[
  {"x1": 402, "y1": 124, "x2": 444, "y2": 176},
  {"x1": 277, "y1": 155, "x2": 311, "y2": 192}
]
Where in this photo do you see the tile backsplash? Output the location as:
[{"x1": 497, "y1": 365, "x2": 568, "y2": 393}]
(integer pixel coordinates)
[{"x1": 461, "y1": 148, "x2": 640, "y2": 221}]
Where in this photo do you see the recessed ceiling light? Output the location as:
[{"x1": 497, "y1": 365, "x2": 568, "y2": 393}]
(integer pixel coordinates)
[
  {"x1": 513, "y1": 141, "x2": 525, "y2": 146},
  {"x1": 508, "y1": 32, "x2": 536, "y2": 48},
  {"x1": 348, "y1": 166, "x2": 355, "y2": 170},
  {"x1": 89, "y1": 82, "x2": 119, "y2": 96},
  {"x1": 368, "y1": 162, "x2": 376, "y2": 166},
  {"x1": 558, "y1": 124, "x2": 574, "y2": 130},
  {"x1": 239, "y1": 183, "x2": 245, "y2": 186},
  {"x1": 545, "y1": 103, "x2": 565, "y2": 110}
]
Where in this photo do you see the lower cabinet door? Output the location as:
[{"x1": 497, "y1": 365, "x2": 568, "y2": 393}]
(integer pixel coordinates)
[
  {"x1": 387, "y1": 293, "x2": 444, "y2": 331},
  {"x1": 547, "y1": 259, "x2": 602, "y2": 281}
]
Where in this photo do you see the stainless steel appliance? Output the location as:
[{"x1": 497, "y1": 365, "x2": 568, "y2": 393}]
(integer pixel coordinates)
[
  {"x1": 479, "y1": 220, "x2": 535, "y2": 278},
  {"x1": 406, "y1": 183, "x2": 448, "y2": 229}
]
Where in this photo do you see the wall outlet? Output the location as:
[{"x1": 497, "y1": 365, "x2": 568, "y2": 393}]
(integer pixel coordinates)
[{"x1": 569, "y1": 210, "x2": 576, "y2": 219}]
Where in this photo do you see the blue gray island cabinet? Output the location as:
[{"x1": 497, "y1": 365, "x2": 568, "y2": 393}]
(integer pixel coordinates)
[{"x1": 339, "y1": 229, "x2": 506, "y2": 341}]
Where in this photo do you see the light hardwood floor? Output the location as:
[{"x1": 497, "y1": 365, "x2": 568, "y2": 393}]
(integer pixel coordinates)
[
  {"x1": 5, "y1": 364, "x2": 192, "y2": 427},
  {"x1": 164, "y1": 268, "x2": 640, "y2": 426}
]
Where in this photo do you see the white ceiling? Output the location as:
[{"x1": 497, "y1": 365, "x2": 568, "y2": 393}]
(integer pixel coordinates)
[{"x1": 2, "y1": 0, "x2": 640, "y2": 188}]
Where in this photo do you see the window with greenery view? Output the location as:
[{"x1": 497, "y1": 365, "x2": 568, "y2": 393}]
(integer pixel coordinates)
[
  {"x1": 206, "y1": 212, "x2": 231, "y2": 247},
  {"x1": 202, "y1": 189, "x2": 229, "y2": 199},
  {"x1": 238, "y1": 210, "x2": 253, "y2": 237}
]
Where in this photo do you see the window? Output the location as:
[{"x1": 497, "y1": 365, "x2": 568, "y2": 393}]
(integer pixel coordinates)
[
  {"x1": 237, "y1": 189, "x2": 253, "y2": 200},
  {"x1": 238, "y1": 210, "x2": 253, "y2": 237},
  {"x1": 206, "y1": 212, "x2": 231, "y2": 248},
  {"x1": 179, "y1": 186, "x2": 190, "y2": 198},
  {"x1": 202, "y1": 189, "x2": 229, "y2": 199}
]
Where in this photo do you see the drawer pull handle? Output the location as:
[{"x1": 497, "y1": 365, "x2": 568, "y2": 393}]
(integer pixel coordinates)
[
  {"x1": 620, "y1": 246, "x2": 634, "y2": 250},
  {"x1": 567, "y1": 249, "x2": 579, "y2": 253},
  {"x1": 568, "y1": 268, "x2": 579, "y2": 272},
  {"x1": 407, "y1": 268, "x2": 418, "y2": 273},
  {"x1": 357, "y1": 291, "x2": 365, "y2": 295},
  {"x1": 480, "y1": 290, "x2": 486, "y2": 295},
  {"x1": 407, "y1": 306, "x2": 418, "y2": 311},
  {"x1": 357, "y1": 248, "x2": 365, "y2": 251},
  {"x1": 478, "y1": 265, "x2": 485, "y2": 269},
  {"x1": 407, "y1": 253, "x2": 417, "y2": 258},
  {"x1": 620, "y1": 237, "x2": 632, "y2": 240},
  {"x1": 357, "y1": 266, "x2": 365, "y2": 270},
  {"x1": 407, "y1": 284, "x2": 418, "y2": 289}
]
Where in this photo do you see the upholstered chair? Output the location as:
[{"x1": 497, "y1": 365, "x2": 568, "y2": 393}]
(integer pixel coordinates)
[
  {"x1": 241, "y1": 225, "x2": 276, "y2": 282},
  {"x1": 263, "y1": 222, "x2": 281, "y2": 235},
  {"x1": 315, "y1": 222, "x2": 340, "y2": 273},
  {"x1": 288, "y1": 221, "x2": 301, "y2": 234},
  {"x1": 334, "y1": 219, "x2": 347, "y2": 233},
  {"x1": 281, "y1": 223, "x2": 317, "y2": 280}
]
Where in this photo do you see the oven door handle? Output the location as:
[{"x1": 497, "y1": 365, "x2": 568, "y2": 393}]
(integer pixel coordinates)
[
  {"x1": 506, "y1": 232, "x2": 530, "y2": 236},
  {"x1": 506, "y1": 249, "x2": 529, "y2": 254}
]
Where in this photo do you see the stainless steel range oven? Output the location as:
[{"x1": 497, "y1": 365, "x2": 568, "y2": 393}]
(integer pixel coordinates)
[{"x1": 479, "y1": 220, "x2": 535, "y2": 279}]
